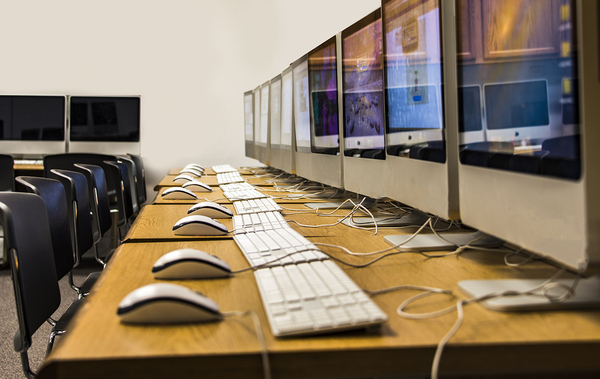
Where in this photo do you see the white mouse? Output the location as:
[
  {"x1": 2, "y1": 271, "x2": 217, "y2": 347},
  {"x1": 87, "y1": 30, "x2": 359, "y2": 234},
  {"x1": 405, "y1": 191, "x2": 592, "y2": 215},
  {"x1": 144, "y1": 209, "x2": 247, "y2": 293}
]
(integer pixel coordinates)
[
  {"x1": 185, "y1": 163, "x2": 205, "y2": 171},
  {"x1": 179, "y1": 168, "x2": 202, "y2": 177},
  {"x1": 182, "y1": 180, "x2": 213, "y2": 192},
  {"x1": 188, "y1": 202, "x2": 233, "y2": 218},
  {"x1": 161, "y1": 187, "x2": 198, "y2": 200},
  {"x1": 117, "y1": 283, "x2": 222, "y2": 324},
  {"x1": 152, "y1": 249, "x2": 231, "y2": 279},
  {"x1": 173, "y1": 174, "x2": 195, "y2": 184},
  {"x1": 172, "y1": 215, "x2": 228, "y2": 236}
]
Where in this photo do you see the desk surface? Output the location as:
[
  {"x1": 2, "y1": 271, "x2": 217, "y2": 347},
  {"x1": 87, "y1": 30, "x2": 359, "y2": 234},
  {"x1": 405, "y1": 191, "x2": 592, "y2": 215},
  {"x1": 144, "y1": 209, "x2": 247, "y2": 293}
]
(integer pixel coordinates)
[
  {"x1": 39, "y1": 234, "x2": 600, "y2": 379},
  {"x1": 168, "y1": 167, "x2": 257, "y2": 176},
  {"x1": 154, "y1": 175, "x2": 276, "y2": 190}
]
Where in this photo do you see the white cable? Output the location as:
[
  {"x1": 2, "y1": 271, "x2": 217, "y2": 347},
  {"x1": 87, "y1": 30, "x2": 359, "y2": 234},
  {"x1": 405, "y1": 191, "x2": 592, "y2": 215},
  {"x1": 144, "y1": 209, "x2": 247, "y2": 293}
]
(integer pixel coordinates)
[{"x1": 222, "y1": 311, "x2": 270, "y2": 379}]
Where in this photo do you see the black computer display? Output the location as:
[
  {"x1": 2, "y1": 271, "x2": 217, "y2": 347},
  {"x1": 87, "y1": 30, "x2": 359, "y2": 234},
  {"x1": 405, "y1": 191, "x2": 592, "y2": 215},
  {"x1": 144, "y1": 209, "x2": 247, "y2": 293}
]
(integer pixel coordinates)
[
  {"x1": 69, "y1": 96, "x2": 140, "y2": 142},
  {"x1": 0, "y1": 95, "x2": 65, "y2": 141}
]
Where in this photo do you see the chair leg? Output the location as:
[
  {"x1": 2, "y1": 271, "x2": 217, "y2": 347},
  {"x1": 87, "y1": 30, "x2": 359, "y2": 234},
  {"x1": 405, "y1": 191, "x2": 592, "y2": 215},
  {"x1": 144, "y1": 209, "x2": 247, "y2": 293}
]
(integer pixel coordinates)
[
  {"x1": 94, "y1": 244, "x2": 106, "y2": 268},
  {"x1": 20, "y1": 351, "x2": 36, "y2": 379},
  {"x1": 68, "y1": 271, "x2": 82, "y2": 297},
  {"x1": 46, "y1": 329, "x2": 66, "y2": 358}
]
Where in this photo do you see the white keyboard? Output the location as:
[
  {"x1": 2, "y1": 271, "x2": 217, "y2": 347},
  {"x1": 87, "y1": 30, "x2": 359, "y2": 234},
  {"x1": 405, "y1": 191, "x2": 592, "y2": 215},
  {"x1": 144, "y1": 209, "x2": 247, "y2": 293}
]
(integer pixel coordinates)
[
  {"x1": 220, "y1": 182, "x2": 255, "y2": 192},
  {"x1": 234, "y1": 228, "x2": 327, "y2": 267},
  {"x1": 233, "y1": 211, "x2": 290, "y2": 234},
  {"x1": 255, "y1": 261, "x2": 387, "y2": 337},
  {"x1": 212, "y1": 164, "x2": 237, "y2": 174},
  {"x1": 217, "y1": 172, "x2": 245, "y2": 184},
  {"x1": 233, "y1": 198, "x2": 282, "y2": 214},
  {"x1": 223, "y1": 189, "x2": 267, "y2": 201}
]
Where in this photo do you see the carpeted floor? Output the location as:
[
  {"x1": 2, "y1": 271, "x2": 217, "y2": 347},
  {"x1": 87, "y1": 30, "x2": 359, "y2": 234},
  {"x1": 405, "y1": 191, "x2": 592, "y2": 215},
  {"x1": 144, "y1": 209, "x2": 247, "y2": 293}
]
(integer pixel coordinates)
[{"x1": 0, "y1": 258, "x2": 102, "y2": 379}]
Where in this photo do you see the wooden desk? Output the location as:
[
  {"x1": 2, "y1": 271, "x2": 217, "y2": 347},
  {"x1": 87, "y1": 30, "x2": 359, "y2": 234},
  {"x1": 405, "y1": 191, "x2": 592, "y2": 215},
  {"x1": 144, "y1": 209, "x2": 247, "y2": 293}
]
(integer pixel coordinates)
[
  {"x1": 39, "y1": 232, "x2": 600, "y2": 379},
  {"x1": 14, "y1": 163, "x2": 44, "y2": 171},
  {"x1": 168, "y1": 167, "x2": 257, "y2": 176}
]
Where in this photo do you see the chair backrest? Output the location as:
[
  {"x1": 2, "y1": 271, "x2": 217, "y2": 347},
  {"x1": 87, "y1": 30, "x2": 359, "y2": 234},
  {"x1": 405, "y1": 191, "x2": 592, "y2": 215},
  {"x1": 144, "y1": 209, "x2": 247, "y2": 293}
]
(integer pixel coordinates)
[
  {"x1": 0, "y1": 154, "x2": 15, "y2": 191},
  {"x1": 74, "y1": 164, "x2": 112, "y2": 237},
  {"x1": 48, "y1": 169, "x2": 94, "y2": 266},
  {"x1": 117, "y1": 156, "x2": 140, "y2": 216},
  {"x1": 128, "y1": 153, "x2": 147, "y2": 204},
  {"x1": 15, "y1": 177, "x2": 75, "y2": 281},
  {"x1": 101, "y1": 161, "x2": 128, "y2": 227},
  {"x1": 0, "y1": 192, "x2": 60, "y2": 352},
  {"x1": 43, "y1": 153, "x2": 118, "y2": 197}
]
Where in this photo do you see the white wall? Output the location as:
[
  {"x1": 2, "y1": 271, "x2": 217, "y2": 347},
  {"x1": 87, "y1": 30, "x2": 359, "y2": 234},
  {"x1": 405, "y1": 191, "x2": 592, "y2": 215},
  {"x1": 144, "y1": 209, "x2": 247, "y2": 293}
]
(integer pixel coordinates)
[{"x1": 0, "y1": 0, "x2": 380, "y2": 198}]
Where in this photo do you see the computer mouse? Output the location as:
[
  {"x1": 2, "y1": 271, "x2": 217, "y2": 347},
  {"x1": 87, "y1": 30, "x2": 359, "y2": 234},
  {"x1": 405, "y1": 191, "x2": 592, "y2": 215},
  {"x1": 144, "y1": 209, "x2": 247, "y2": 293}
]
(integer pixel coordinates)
[
  {"x1": 185, "y1": 163, "x2": 205, "y2": 171},
  {"x1": 173, "y1": 215, "x2": 228, "y2": 236},
  {"x1": 161, "y1": 187, "x2": 198, "y2": 200},
  {"x1": 117, "y1": 283, "x2": 222, "y2": 324},
  {"x1": 173, "y1": 174, "x2": 195, "y2": 184},
  {"x1": 188, "y1": 202, "x2": 233, "y2": 218},
  {"x1": 182, "y1": 180, "x2": 213, "y2": 193},
  {"x1": 152, "y1": 249, "x2": 232, "y2": 279},
  {"x1": 179, "y1": 168, "x2": 202, "y2": 177}
]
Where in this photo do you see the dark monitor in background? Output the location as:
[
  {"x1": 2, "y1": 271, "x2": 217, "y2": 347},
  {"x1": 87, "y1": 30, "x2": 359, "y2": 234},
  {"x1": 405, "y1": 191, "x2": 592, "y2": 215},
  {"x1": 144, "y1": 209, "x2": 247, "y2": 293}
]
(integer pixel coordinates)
[
  {"x1": 244, "y1": 90, "x2": 254, "y2": 159},
  {"x1": 255, "y1": 80, "x2": 270, "y2": 165},
  {"x1": 341, "y1": 8, "x2": 387, "y2": 199},
  {"x1": 291, "y1": 36, "x2": 343, "y2": 189},
  {"x1": 456, "y1": 0, "x2": 600, "y2": 309},
  {"x1": 0, "y1": 95, "x2": 67, "y2": 157},
  {"x1": 381, "y1": 0, "x2": 459, "y2": 220},
  {"x1": 68, "y1": 96, "x2": 141, "y2": 155}
]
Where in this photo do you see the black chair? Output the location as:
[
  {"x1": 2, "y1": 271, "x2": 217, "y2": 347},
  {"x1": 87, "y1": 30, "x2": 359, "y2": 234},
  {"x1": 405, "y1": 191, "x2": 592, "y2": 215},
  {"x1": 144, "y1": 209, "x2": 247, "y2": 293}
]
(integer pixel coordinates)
[
  {"x1": 0, "y1": 192, "x2": 82, "y2": 378},
  {"x1": 128, "y1": 153, "x2": 147, "y2": 205},
  {"x1": 0, "y1": 154, "x2": 14, "y2": 191},
  {"x1": 101, "y1": 161, "x2": 130, "y2": 237},
  {"x1": 117, "y1": 156, "x2": 140, "y2": 219},
  {"x1": 74, "y1": 164, "x2": 114, "y2": 265}
]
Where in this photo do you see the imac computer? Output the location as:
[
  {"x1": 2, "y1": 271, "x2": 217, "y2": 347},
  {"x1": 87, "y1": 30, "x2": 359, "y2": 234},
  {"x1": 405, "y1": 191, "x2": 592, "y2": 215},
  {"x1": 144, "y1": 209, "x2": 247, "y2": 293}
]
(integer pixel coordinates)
[
  {"x1": 253, "y1": 86, "x2": 261, "y2": 161},
  {"x1": 341, "y1": 8, "x2": 387, "y2": 199},
  {"x1": 381, "y1": 0, "x2": 460, "y2": 227},
  {"x1": 255, "y1": 80, "x2": 270, "y2": 165},
  {"x1": 292, "y1": 36, "x2": 344, "y2": 189},
  {"x1": 68, "y1": 96, "x2": 141, "y2": 155},
  {"x1": 0, "y1": 95, "x2": 67, "y2": 157},
  {"x1": 456, "y1": 0, "x2": 600, "y2": 309},
  {"x1": 270, "y1": 66, "x2": 296, "y2": 174},
  {"x1": 244, "y1": 90, "x2": 254, "y2": 159}
]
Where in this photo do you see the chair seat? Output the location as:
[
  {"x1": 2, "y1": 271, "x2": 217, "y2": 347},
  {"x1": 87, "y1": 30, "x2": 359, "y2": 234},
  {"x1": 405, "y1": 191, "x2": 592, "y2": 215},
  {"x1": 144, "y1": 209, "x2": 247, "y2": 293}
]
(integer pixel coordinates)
[
  {"x1": 80, "y1": 272, "x2": 101, "y2": 296},
  {"x1": 53, "y1": 299, "x2": 85, "y2": 332}
]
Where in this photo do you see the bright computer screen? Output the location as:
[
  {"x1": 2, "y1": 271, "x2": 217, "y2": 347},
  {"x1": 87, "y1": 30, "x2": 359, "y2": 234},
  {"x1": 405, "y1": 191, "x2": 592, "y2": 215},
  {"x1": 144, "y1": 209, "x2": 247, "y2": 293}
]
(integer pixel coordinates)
[
  {"x1": 244, "y1": 91, "x2": 253, "y2": 143},
  {"x1": 281, "y1": 67, "x2": 294, "y2": 150},
  {"x1": 293, "y1": 56, "x2": 311, "y2": 153},
  {"x1": 270, "y1": 76, "x2": 282, "y2": 149},
  {"x1": 253, "y1": 86, "x2": 261, "y2": 148},
  {"x1": 457, "y1": 0, "x2": 579, "y2": 180},
  {"x1": 69, "y1": 96, "x2": 140, "y2": 142},
  {"x1": 383, "y1": 0, "x2": 445, "y2": 162},
  {"x1": 308, "y1": 37, "x2": 339, "y2": 155},
  {"x1": 342, "y1": 9, "x2": 385, "y2": 157},
  {"x1": 259, "y1": 82, "x2": 269, "y2": 146},
  {"x1": 0, "y1": 95, "x2": 66, "y2": 142}
]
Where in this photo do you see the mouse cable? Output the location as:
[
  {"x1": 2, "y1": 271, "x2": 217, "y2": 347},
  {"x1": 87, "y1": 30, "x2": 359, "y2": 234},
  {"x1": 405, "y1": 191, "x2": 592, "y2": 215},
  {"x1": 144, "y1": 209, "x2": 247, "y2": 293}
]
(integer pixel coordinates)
[
  {"x1": 287, "y1": 199, "x2": 380, "y2": 234},
  {"x1": 371, "y1": 267, "x2": 581, "y2": 379},
  {"x1": 222, "y1": 310, "x2": 271, "y2": 379}
]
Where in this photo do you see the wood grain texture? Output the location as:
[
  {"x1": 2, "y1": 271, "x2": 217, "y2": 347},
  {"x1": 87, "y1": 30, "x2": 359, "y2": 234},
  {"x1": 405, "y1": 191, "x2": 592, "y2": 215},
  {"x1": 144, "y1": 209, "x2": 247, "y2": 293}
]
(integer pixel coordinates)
[
  {"x1": 168, "y1": 167, "x2": 256, "y2": 175},
  {"x1": 154, "y1": 174, "x2": 274, "y2": 190}
]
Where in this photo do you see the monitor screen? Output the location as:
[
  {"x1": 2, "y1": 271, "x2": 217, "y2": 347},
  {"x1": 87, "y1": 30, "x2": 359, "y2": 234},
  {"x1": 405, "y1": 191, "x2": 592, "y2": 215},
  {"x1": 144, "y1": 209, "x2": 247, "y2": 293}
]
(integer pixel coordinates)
[
  {"x1": 383, "y1": 0, "x2": 445, "y2": 161},
  {"x1": 253, "y1": 86, "x2": 261, "y2": 148},
  {"x1": 281, "y1": 67, "x2": 294, "y2": 150},
  {"x1": 342, "y1": 9, "x2": 385, "y2": 156},
  {"x1": 293, "y1": 56, "x2": 311, "y2": 153},
  {"x1": 244, "y1": 91, "x2": 253, "y2": 143},
  {"x1": 457, "y1": 0, "x2": 579, "y2": 180},
  {"x1": 258, "y1": 82, "x2": 269, "y2": 146},
  {"x1": 308, "y1": 37, "x2": 340, "y2": 155},
  {"x1": 69, "y1": 96, "x2": 140, "y2": 142},
  {"x1": 270, "y1": 76, "x2": 282, "y2": 149},
  {"x1": 0, "y1": 95, "x2": 66, "y2": 142}
]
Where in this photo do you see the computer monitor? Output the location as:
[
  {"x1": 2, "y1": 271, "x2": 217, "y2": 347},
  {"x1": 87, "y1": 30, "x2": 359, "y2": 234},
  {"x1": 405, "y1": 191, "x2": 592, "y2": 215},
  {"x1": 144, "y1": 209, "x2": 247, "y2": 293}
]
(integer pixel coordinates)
[
  {"x1": 0, "y1": 95, "x2": 67, "y2": 157},
  {"x1": 292, "y1": 37, "x2": 344, "y2": 188},
  {"x1": 68, "y1": 96, "x2": 141, "y2": 155},
  {"x1": 253, "y1": 86, "x2": 261, "y2": 161},
  {"x1": 254, "y1": 80, "x2": 270, "y2": 165},
  {"x1": 341, "y1": 8, "x2": 387, "y2": 199},
  {"x1": 456, "y1": 0, "x2": 600, "y2": 309},
  {"x1": 244, "y1": 90, "x2": 254, "y2": 159},
  {"x1": 381, "y1": 0, "x2": 459, "y2": 220},
  {"x1": 271, "y1": 66, "x2": 296, "y2": 174},
  {"x1": 268, "y1": 74, "x2": 289, "y2": 172}
]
